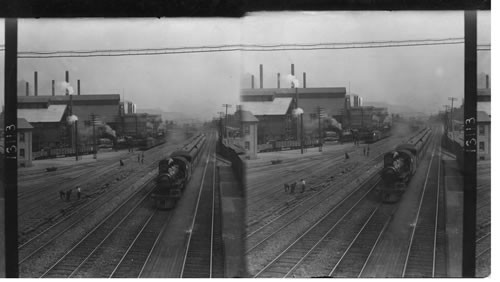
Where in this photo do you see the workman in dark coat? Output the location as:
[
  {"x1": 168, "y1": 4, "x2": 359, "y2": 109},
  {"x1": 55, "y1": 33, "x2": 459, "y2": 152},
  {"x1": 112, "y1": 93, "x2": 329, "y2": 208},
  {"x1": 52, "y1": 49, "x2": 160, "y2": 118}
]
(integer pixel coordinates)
[{"x1": 66, "y1": 189, "x2": 72, "y2": 201}]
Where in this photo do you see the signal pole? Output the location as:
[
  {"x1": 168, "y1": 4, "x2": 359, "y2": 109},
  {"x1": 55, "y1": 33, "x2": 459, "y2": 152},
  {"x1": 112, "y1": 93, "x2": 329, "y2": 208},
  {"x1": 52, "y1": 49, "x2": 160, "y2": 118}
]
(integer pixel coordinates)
[
  {"x1": 90, "y1": 113, "x2": 97, "y2": 159},
  {"x1": 222, "y1": 104, "x2": 232, "y2": 138},
  {"x1": 448, "y1": 97, "x2": 458, "y2": 138}
]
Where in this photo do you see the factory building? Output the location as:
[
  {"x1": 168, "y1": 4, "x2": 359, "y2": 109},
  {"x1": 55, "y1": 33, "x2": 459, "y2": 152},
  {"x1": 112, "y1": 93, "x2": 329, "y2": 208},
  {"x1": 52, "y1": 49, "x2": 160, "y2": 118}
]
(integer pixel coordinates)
[
  {"x1": 241, "y1": 88, "x2": 346, "y2": 143},
  {"x1": 17, "y1": 94, "x2": 121, "y2": 150}
]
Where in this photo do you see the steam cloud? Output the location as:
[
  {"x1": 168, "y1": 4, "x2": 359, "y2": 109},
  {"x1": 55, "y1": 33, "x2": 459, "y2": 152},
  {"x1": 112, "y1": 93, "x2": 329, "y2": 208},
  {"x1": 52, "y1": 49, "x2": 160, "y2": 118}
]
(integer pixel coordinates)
[
  {"x1": 286, "y1": 74, "x2": 300, "y2": 88},
  {"x1": 60, "y1": 81, "x2": 75, "y2": 95},
  {"x1": 103, "y1": 124, "x2": 116, "y2": 137},
  {"x1": 292, "y1": 107, "x2": 304, "y2": 116},
  {"x1": 67, "y1": 115, "x2": 78, "y2": 124}
]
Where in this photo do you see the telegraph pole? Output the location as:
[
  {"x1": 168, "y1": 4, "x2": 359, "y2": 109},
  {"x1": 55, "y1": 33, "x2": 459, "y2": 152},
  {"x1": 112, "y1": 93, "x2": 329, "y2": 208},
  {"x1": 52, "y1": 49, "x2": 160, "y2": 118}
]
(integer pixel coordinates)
[
  {"x1": 317, "y1": 106, "x2": 323, "y2": 152},
  {"x1": 448, "y1": 97, "x2": 457, "y2": 138},
  {"x1": 222, "y1": 104, "x2": 232, "y2": 138},
  {"x1": 218, "y1": 111, "x2": 225, "y2": 139},
  {"x1": 91, "y1": 113, "x2": 97, "y2": 159}
]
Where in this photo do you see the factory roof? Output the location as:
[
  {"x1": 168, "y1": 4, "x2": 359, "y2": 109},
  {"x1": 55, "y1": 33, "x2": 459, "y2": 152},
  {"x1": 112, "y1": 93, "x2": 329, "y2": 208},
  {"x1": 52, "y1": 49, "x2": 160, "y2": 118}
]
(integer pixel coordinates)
[
  {"x1": 240, "y1": 110, "x2": 259, "y2": 122},
  {"x1": 17, "y1": 118, "x2": 34, "y2": 129},
  {"x1": 17, "y1": 104, "x2": 67, "y2": 123},
  {"x1": 477, "y1": 111, "x2": 490, "y2": 123},
  {"x1": 242, "y1": 97, "x2": 293, "y2": 116}
]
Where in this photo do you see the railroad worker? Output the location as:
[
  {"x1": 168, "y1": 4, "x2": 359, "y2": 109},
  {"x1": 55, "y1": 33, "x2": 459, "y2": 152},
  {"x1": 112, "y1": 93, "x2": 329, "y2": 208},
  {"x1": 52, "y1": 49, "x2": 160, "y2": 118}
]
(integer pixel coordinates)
[
  {"x1": 77, "y1": 186, "x2": 81, "y2": 200},
  {"x1": 300, "y1": 179, "x2": 306, "y2": 193},
  {"x1": 284, "y1": 183, "x2": 290, "y2": 192},
  {"x1": 345, "y1": 152, "x2": 350, "y2": 160},
  {"x1": 290, "y1": 181, "x2": 297, "y2": 194},
  {"x1": 367, "y1": 146, "x2": 370, "y2": 156},
  {"x1": 120, "y1": 159, "x2": 124, "y2": 167},
  {"x1": 59, "y1": 190, "x2": 65, "y2": 200},
  {"x1": 66, "y1": 189, "x2": 72, "y2": 201},
  {"x1": 141, "y1": 152, "x2": 144, "y2": 164}
]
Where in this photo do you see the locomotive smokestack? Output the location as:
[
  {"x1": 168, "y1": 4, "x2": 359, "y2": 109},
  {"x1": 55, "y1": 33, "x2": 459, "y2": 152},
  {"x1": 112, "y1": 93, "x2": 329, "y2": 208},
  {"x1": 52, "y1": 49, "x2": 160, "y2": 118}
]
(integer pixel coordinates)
[
  {"x1": 77, "y1": 79, "x2": 80, "y2": 95},
  {"x1": 26, "y1": 82, "x2": 29, "y2": 96},
  {"x1": 291, "y1": 64, "x2": 295, "y2": 88},
  {"x1": 303, "y1": 72, "x2": 306, "y2": 88},
  {"x1": 277, "y1": 73, "x2": 280, "y2": 88},
  {"x1": 52, "y1": 80, "x2": 55, "y2": 96},
  {"x1": 260, "y1": 64, "x2": 263, "y2": 88},
  {"x1": 251, "y1": 75, "x2": 255, "y2": 89},
  {"x1": 65, "y1": 70, "x2": 69, "y2": 95},
  {"x1": 34, "y1": 71, "x2": 38, "y2": 96}
]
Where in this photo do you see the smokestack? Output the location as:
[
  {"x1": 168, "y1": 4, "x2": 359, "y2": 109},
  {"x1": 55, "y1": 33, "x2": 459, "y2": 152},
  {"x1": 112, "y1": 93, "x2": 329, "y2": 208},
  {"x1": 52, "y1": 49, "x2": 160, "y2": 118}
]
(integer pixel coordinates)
[
  {"x1": 303, "y1": 72, "x2": 306, "y2": 88},
  {"x1": 291, "y1": 64, "x2": 295, "y2": 88},
  {"x1": 26, "y1": 82, "x2": 29, "y2": 96},
  {"x1": 251, "y1": 75, "x2": 255, "y2": 89},
  {"x1": 52, "y1": 80, "x2": 55, "y2": 96},
  {"x1": 260, "y1": 64, "x2": 263, "y2": 88},
  {"x1": 34, "y1": 71, "x2": 38, "y2": 96},
  {"x1": 65, "y1": 70, "x2": 69, "y2": 95},
  {"x1": 77, "y1": 79, "x2": 80, "y2": 95},
  {"x1": 277, "y1": 73, "x2": 280, "y2": 88},
  {"x1": 486, "y1": 74, "x2": 489, "y2": 89}
]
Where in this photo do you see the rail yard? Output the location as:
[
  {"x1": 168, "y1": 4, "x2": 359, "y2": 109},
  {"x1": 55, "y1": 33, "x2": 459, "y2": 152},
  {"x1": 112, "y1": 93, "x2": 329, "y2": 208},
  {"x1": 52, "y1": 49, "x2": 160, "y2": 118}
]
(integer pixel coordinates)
[
  {"x1": 17, "y1": 128, "x2": 243, "y2": 278},
  {"x1": 245, "y1": 121, "x2": 469, "y2": 277}
]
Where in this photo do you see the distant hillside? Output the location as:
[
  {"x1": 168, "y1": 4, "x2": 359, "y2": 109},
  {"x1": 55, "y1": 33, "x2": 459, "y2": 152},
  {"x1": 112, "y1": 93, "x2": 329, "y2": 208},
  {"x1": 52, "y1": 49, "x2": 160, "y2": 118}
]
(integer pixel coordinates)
[
  {"x1": 136, "y1": 108, "x2": 202, "y2": 124},
  {"x1": 362, "y1": 101, "x2": 427, "y2": 117}
]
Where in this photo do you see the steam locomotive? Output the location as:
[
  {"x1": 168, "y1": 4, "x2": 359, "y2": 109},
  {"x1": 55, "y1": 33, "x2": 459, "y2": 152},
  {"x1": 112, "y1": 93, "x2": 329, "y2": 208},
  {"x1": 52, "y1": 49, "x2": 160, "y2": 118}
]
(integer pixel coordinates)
[
  {"x1": 151, "y1": 134, "x2": 206, "y2": 209},
  {"x1": 378, "y1": 128, "x2": 432, "y2": 202}
]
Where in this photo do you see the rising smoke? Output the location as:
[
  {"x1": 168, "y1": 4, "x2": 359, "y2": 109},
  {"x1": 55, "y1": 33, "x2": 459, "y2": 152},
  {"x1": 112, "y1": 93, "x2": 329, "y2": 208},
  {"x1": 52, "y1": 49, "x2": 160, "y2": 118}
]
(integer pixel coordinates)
[
  {"x1": 60, "y1": 81, "x2": 75, "y2": 95},
  {"x1": 292, "y1": 107, "x2": 304, "y2": 117},
  {"x1": 286, "y1": 74, "x2": 300, "y2": 88},
  {"x1": 67, "y1": 114, "x2": 78, "y2": 124}
]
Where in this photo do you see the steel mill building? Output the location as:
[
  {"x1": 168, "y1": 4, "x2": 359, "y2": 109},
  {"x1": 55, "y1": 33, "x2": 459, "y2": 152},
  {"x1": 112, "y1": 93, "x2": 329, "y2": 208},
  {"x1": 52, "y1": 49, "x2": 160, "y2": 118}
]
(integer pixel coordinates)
[{"x1": 241, "y1": 87, "x2": 347, "y2": 143}]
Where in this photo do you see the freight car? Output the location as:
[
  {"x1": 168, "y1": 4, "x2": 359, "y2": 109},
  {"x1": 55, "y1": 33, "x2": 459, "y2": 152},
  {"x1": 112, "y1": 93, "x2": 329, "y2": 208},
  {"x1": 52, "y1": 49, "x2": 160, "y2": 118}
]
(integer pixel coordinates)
[
  {"x1": 378, "y1": 128, "x2": 432, "y2": 202},
  {"x1": 151, "y1": 134, "x2": 206, "y2": 209}
]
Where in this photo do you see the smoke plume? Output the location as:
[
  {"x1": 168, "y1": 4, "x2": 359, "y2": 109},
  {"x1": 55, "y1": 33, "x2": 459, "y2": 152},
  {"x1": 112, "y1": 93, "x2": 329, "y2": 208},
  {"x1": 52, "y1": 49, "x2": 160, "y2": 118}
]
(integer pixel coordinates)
[
  {"x1": 292, "y1": 107, "x2": 304, "y2": 116},
  {"x1": 67, "y1": 114, "x2": 78, "y2": 124},
  {"x1": 60, "y1": 81, "x2": 75, "y2": 95},
  {"x1": 286, "y1": 74, "x2": 300, "y2": 88}
]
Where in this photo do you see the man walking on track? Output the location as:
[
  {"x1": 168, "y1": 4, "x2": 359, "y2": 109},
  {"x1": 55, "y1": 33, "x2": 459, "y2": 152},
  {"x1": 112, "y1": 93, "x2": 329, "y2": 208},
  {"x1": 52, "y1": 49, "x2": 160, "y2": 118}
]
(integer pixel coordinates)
[
  {"x1": 77, "y1": 186, "x2": 81, "y2": 200},
  {"x1": 300, "y1": 179, "x2": 306, "y2": 193}
]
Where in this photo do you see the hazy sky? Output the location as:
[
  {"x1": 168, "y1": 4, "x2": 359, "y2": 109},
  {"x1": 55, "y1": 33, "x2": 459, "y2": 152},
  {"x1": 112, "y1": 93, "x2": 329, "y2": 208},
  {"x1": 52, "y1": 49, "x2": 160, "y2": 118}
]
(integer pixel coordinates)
[
  {"x1": 0, "y1": 11, "x2": 492, "y2": 118},
  {"x1": 242, "y1": 11, "x2": 491, "y2": 114}
]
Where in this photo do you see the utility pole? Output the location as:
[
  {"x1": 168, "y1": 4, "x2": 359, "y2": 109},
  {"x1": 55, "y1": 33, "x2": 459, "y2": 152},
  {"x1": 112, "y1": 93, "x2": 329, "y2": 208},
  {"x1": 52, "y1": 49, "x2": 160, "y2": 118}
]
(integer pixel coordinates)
[
  {"x1": 448, "y1": 97, "x2": 458, "y2": 138},
  {"x1": 317, "y1": 106, "x2": 323, "y2": 152},
  {"x1": 218, "y1": 111, "x2": 225, "y2": 139},
  {"x1": 91, "y1": 113, "x2": 97, "y2": 159},
  {"x1": 222, "y1": 104, "x2": 232, "y2": 138},
  {"x1": 443, "y1": 105, "x2": 450, "y2": 132},
  {"x1": 75, "y1": 120, "x2": 79, "y2": 161}
]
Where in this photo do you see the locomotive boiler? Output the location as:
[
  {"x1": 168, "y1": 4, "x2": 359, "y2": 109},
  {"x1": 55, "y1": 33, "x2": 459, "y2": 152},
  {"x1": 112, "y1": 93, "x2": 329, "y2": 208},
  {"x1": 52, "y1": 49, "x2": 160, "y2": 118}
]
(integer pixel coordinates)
[
  {"x1": 151, "y1": 134, "x2": 206, "y2": 209},
  {"x1": 378, "y1": 128, "x2": 432, "y2": 202}
]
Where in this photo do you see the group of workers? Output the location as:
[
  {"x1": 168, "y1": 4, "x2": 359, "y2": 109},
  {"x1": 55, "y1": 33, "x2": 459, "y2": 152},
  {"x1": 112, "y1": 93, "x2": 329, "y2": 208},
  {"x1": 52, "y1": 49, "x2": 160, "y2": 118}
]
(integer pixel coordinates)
[
  {"x1": 284, "y1": 179, "x2": 307, "y2": 194},
  {"x1": 59, "y1": 186, "x2": 81, "y2": 201}
]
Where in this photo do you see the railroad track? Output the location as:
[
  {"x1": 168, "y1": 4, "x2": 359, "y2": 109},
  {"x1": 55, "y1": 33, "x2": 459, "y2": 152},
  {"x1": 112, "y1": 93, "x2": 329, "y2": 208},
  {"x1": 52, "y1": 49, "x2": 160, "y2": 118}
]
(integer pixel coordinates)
[
  {"x1": 246, "y1": 163, "x2": 382, "y2": 255},
  {"x1": 252, "y1": 177, "x2": 381, "y2": 278},
  {"x1": 39, "y1": 180, "x2": 163, "y2": 278},
  {"x1": 330, "y1": 205, "x2": 393, "y2": 277},
  {"x1": 402, "y1": 134, "x2": 446, "y2": 278},
  {"x1": 181, "y1": 138, "x2": 224, "y2": 278}
]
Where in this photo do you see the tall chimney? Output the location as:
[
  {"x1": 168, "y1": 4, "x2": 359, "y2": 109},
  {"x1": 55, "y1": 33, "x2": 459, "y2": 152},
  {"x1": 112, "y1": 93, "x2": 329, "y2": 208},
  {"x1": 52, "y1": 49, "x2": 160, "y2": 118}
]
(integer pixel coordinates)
[
  {"x1": 251, "y1": 75, "x2": 255, "y2": 89},
  {"x1": 52, "y1": 80, "x2": 55, "y2": 96},
  {"x1": 303, "y1": 72, "x2": 306, "y2": 88},
  {"x1": 291, "y1": 64, "x2": 295, "y2": 88},
  {"x1": 486, "y1": 74, "x2": 489, "y2": 89},
  {"x1": 260, "y1": 64, "x2": 263, "y2": 88},
  {"x1": 26, "y1": 82, "x2": 29, "y2": 96},
  {"x1": 65, "y1": 70, "x2": 69, "y2": 95},
  {"x1": 34, "y1": 71, "x2": 38, "y2": 96},
  {"x1": 77, "y1": 79, "x2": 81, "y2": 95},
  {"x1": 277, "y1": 73, "x2": 280, "y2": 88}
]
